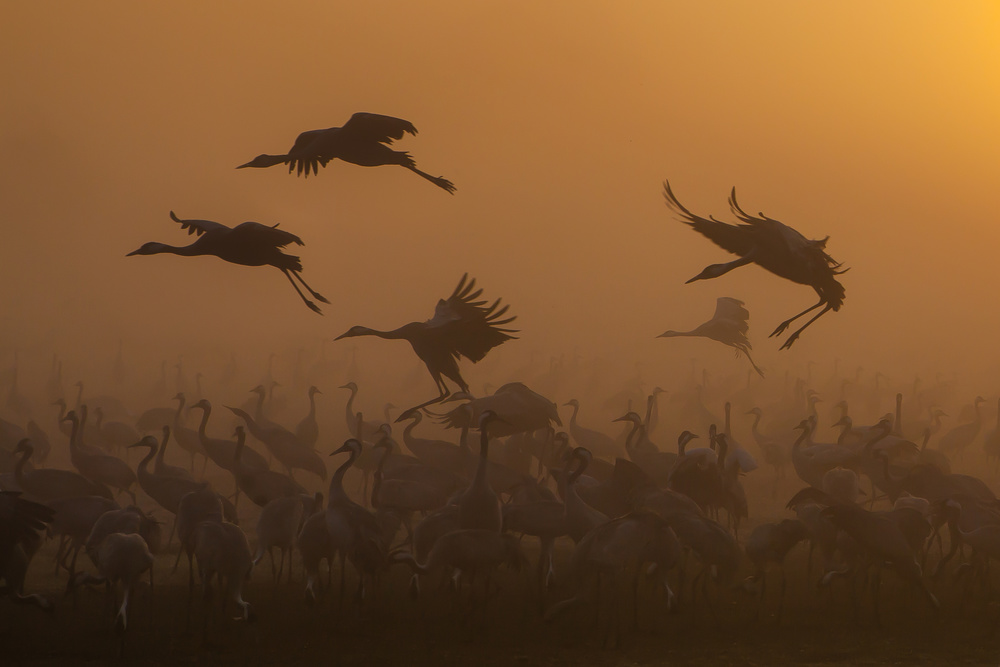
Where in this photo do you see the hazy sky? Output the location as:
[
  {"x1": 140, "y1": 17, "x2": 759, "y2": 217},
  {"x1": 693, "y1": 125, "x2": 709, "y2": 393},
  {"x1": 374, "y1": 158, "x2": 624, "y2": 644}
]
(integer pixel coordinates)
[{"x1": 3, "y1": 2, "x2": 1000, "y2": 398}]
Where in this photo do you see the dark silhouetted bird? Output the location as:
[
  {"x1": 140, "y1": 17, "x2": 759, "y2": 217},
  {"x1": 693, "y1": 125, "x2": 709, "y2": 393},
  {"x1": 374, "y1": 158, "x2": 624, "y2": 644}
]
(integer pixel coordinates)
[
  {"x1": 335, "y1": 274, "x2": 517, "y2": 415},
  {"x1": 658, "y1": 297, "x2": 764, "y2": 377},
  {"x1": 663, "y1": 180, "x2": 847, "y2": 350},
  {"x1": 237, "y1": 112, "x2": 455, "y2": 193},
  {"x1": 127, "y1": 211, "x2": 329, "y2": 314}
]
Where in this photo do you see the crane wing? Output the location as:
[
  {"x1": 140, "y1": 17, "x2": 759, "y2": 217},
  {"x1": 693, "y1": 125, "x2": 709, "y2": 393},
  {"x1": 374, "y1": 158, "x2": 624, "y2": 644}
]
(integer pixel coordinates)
[
  {"x1": 711, "y1": 297, "x2": 750, "y2": 328},
  {"x1": 663, "y1": 181, "x2": 754, "y2": 256},
  {"x1": 341, "y1": 112, "x2": 418, "y2": 145},
  {"x1": 230, "y1": 221, "x2": 305, "y2": 248},
  {"x1": 287, "y1": 128, "x2": 334, "y2": 177},
  {"x1": 169, "y1": 211, "x2": 230, "y2": 237},
  {"x1": 424, "y1": 274, "x2": 518, "y2": 363}
]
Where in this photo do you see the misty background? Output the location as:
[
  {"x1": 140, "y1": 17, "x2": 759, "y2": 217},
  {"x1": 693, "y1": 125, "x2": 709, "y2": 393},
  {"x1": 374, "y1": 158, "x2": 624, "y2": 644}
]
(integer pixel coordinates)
[{"x1": 3, "y1": 2, "x2": 1000, "y2": 421}]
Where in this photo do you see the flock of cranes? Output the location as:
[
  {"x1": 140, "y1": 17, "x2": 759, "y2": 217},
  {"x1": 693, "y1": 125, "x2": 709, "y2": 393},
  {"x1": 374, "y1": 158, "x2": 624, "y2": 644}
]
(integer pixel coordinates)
[
  {"x1": 3, "y1": 338, "x2": 1000, "y2": 660},
  {"x1": 20, "y1": 109, "x2": 1000, "y2": 663}
]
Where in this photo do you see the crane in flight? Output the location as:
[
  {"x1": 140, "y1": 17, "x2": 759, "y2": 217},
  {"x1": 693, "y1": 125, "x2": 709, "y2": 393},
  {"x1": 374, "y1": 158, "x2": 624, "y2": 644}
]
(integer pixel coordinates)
[
  {"x1": 335, "y1": 274, "x2": 517, "y2": 416},
  {"x1": 127, "y1": 211, "x2": 330, "y2": 314},
  {"x1": 658, "y1": 296, "x2": 764, "y2": 377},
  {"x1": 237, "y1": 112, "x2": 456, "y2": 193},
  {"x1": 663, "y1": 180, "x2": 848, "y2": 350}
]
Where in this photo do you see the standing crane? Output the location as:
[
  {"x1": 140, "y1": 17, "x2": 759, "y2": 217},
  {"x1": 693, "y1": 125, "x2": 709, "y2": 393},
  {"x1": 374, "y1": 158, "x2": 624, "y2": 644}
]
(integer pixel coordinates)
[
  {"x1": 663, "y1": 180, "x2": 848, "y2": 350},
  {"x1": 237, "y1": 112, "x2": 456, "y2": 193},
  {"x1": 127, "y1": 211, "x2": 330, "y2": 314},
  {"x1": 335, "y1": 274, "x2": 517, "y2": 415},
  {"x1": 658, "y1": 297, "x2": 764, "y2": 377}
]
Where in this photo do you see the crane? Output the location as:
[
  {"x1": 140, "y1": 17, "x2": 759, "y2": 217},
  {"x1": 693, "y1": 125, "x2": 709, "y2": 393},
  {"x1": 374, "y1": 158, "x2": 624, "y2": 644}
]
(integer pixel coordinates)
[
  {"x1": 127, "y1": 211, "x2": 330, "y2": 314},
  {"x1": 336, "y1": 274, "x2": 517, "y2": 415},
  {"x1": 663, "y1": 180, "x2": 848, "y2": 350},
  {"x1": 237, "y1": 112, "x2": 456, "y2": 193},
  {"x1": 658, "y1": 297, "x2": 764, "y2": 377}
]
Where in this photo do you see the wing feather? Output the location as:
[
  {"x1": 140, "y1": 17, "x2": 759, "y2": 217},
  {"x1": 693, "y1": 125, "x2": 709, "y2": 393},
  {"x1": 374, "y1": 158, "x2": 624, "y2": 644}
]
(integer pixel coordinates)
[
  {"x1": 342, "y1": 112, "x2": 418, "y2": 145},
  {"x1": 169, "y1": 211, "x2": 230, "y2": 236},
  {"x1": 424, "y1": 274, "x2": 519, "y2": 363},
  {"x1": 663, "y1": 181, "x2": 754, "y2": 256},
  {"x1": 230, "y1": 221, "x2": 305, "y2": 248}
]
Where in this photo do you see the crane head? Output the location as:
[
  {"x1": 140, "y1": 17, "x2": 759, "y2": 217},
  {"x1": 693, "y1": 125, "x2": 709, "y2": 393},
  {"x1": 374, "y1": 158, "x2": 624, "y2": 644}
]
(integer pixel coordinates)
[
  {"x1": 126, "y1": 242, "x2": 168, "y2": 257},
  {"x1": 334, "y1": 327, "x2": 372, "y2": 341},
  {"x1": 237, "y1": 154, "x2": 286, "y2": 169}
]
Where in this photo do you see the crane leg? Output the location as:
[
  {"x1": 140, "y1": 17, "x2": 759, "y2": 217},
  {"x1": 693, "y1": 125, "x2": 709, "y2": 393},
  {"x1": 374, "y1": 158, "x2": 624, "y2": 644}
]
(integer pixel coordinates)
[
  {"x1": 770, "y1": 299, "x2": 824, "y2": 338},
  {"x1": 290, "y1": 270, "x2": 331, "y2": 304},
  {"x1": 778, "y1": 305, "x2": 834, "y2": 351},
  {"x1": 281, "y1": 270, "x2": 323, "y2": 314},
  {"x1": 405, "y1": 165, "x2": 457, "y2": 194}
]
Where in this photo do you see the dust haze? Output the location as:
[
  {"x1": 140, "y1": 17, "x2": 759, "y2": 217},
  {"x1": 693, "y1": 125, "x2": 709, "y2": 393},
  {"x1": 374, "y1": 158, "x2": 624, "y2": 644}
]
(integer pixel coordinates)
[{"x1": 3, "y1": 1, "x2": 1000, "y2": 663}]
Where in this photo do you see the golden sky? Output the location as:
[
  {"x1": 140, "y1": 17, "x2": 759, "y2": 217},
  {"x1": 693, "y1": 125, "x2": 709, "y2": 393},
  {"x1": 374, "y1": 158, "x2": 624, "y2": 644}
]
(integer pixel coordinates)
[{"x1": 3, "y1": 2, "x2": 1000, "y2": 397}]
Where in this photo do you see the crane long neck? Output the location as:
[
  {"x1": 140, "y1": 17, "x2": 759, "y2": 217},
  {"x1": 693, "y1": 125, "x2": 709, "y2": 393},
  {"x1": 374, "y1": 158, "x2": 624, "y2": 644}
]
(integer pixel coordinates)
[
  {"x1": 329, "y1": 450, "x2": 357, "y2": 503},
  {"x1": 195, "y1": 405, "x2": 211, "y2": 438},
  {"x1": 136, "y1": 444, "x2": 157, "y2": 476},
  {"x1": 233, "y1": 431, "x2": 245, "y2": 469},
  {"x1": 402, "y1": 415, "x2": 420, "y2": 446},
  {"x1": 307, "y1": 391, "x2": 317, "y2": 420},
  {"x1": 792, "y1": 428, "x2": 810, "y2": 453},
  {"x1": 143, "y1": 243, "x2": 205, "y2": 257},
  {"x1": 156, "y1": 430, "x2": 170, "y2": 467},
  {"x1": 254, "y1": 390, "x2": 266, "y2": 419},
  {"x1": 67, "y1": 413, "x2": 80, "y2": 451},
  {"x1": 724, "y1": 403, "x2": 732, "y2": 436},
  {"x1": 625, "y1": 419, "x2": 642, "y2": 453},
  {"x1": 174, "y1": 394, "x2": 185, "y2": 419},
  {"x1": 344, "y1": 389, "x2": 356, "y2": 434},
  {"x1": 836, "y1": 418, "x2": 851, "y2": 445},
  {"x1": 568, "y1": 402, "x2": 579, "y2": 429}
]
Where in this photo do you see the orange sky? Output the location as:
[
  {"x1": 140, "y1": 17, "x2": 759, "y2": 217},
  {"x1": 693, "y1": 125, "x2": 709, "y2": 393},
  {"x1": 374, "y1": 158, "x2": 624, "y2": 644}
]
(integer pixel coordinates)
[{"x1": 3, "y1": 2, "x2": 1000, "y2": 399}]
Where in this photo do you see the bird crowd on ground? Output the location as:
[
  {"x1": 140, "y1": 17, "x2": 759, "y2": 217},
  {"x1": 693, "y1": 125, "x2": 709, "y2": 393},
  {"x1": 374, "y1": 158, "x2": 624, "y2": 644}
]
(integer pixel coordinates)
[{"x1": 8, "y1": 112, "x2": 991, "y2": 659}]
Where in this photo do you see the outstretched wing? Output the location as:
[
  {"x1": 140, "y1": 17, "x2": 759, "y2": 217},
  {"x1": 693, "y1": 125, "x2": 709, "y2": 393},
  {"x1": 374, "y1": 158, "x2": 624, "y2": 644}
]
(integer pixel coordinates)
[
  {"x1": 288, "y1": 128, "x2": 334, "y2": 177},
  {"x1": 229, "y1": 221, "x2": 305, "y2": 248},
  {"x1": 424, "y1": 274, "x2": 518, "y2": 363},
  {"x1": 663, "y1": 180, "x2": 754, "y2": 257},
  {"x1": 169, "y1": 211, "x2": 230, "y2": 236},
  {"x1": 341, "y1": 112, "x2": 418, "y2": 145},
  {"x1": 712, "y1": 297, "x2": 749, "y2": 330}
]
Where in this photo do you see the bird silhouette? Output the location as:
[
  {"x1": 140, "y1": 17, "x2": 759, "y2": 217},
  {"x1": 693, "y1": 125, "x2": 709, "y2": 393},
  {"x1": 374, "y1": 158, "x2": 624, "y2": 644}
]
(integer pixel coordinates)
[
  {"x1": 336, "y1": 274, "x2": 517, "y2": 416},
  {"x1": 126, "y1": 211, "x2": 330, "y2": 314},
  {"x1": 663, "y1": 180, "x2": 848, "y2": 350},
  {"x1": 237, "y1": 112, "x2": 456, "y2": 193},
  {"x1": 658, "y1": 297, "x2": 764, "y2": 377}
]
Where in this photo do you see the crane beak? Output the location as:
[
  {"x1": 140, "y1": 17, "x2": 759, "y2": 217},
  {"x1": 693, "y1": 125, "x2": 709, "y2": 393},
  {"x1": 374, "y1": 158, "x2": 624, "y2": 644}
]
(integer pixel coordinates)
[
  {"x1": 334, "y1": 331, "x2": 351, "y2": 341},
  {"x1": 126, "y1": 248, "x2": 142, "y2": 256}
]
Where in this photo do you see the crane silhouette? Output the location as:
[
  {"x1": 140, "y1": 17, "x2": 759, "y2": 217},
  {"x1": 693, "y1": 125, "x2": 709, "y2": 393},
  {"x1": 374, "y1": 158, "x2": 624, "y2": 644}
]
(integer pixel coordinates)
[
  {"x1": 335, "y1": 274, "x2": 517, "y2": 415},
  {"x1": 237, "y1": 112, "x2": 456, "y2": 193},
  {"x1": 663, "y1": 180, "x2": 848, "y2": 350},
  {"x1": 658, "y1": 297, "x2": 764, "y2": 377},
  {"x1": 126, "y1": 211, "x2": 330, "y2": 314}
]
